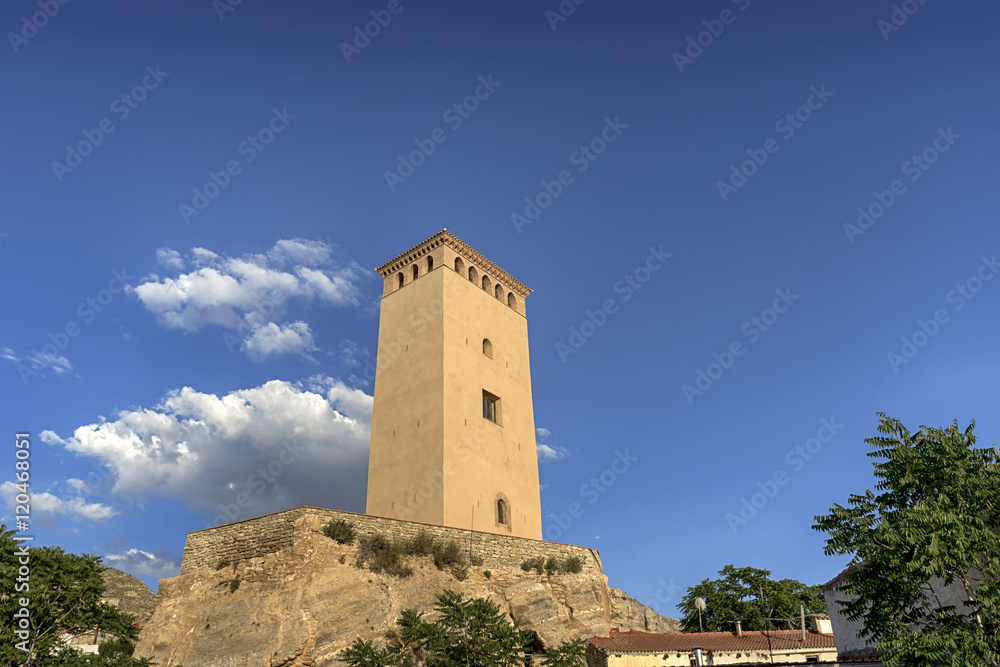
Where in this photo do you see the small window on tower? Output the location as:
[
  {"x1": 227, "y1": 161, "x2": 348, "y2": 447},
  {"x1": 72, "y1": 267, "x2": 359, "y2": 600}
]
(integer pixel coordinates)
[
  {"x1": 412, "y1": 264, "x2": 419, "y2": 280},
  {"x1": 482, "y1": 275, "x2": 491, "y2": 292},
  {"x1": 483, "y1": 338, "x2": 492, "y2": 358},
  {"x1": 427, "y1": 256, "x2": 433, "y2": 272},
  {"x1": 495, "y1": 284, "x2": 503, "y2": 299},
  {"x1": 398, "y1": 273, "x2": 404, "y2": 289},
  {"x1": 482, "y1": 390, "x2": 500, "y2": 423},
  {"x1": 455, "y1": 257, "x2": 464, "y2": 274}
]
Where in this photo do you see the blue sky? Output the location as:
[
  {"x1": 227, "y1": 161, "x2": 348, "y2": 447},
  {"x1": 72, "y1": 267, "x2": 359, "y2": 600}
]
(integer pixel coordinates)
[{"x1": 2, "y1": 0, "x2": 999, "y2": 617}]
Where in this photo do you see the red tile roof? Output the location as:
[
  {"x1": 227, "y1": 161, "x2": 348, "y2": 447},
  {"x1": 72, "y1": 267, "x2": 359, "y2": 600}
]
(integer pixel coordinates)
[{"x1": 588, "y1": 628, "x2": 836, "y2": 653}]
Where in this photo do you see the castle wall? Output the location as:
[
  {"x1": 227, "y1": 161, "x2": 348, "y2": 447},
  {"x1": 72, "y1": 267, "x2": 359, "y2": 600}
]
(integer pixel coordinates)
[{"x1": 180, "y1": 506, "x2": 602, "y2": 575}]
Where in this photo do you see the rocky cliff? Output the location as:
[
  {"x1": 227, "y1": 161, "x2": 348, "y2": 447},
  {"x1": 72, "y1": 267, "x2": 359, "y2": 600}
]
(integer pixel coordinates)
[
  {"x1": 99, "y1": 565, "x2": 157, "y2": 626},
  {"x1": 136, "y1": 514, "x2": 677, "y2": 666}
]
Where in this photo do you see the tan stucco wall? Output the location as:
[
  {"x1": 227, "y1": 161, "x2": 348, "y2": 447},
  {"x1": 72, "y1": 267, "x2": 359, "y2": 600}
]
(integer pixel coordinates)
[
  {"x1": 366, "y1": 263, "x2": 447, "y2": 526},
  {"x1": 441, "y1": 265, "x2": 542, "y2": 539},
  {"x1": 366, "y1": 232, "x2": 542, "y2": 539}
]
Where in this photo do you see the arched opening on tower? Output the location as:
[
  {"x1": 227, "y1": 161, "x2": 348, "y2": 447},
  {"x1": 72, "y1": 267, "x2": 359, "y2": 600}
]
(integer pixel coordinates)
[
  {"x1": 397, "y1": 273, "x2": 404, "y2": 289},
  {"x1": 482, "y1": 275, "x2": 491, "y2": 292},
  {"x1": 497, "y1": 498, "x2": 510, "y2": 526},
  {"x1": 507, "y1": 292, "x2": 516, "y2": 308},
  {"x1": 468, "y1": 266, "x2": 478, "y2": 283},
  {"x1": 494, "y1": 283, "x2": 503, "y2": 299},
  {"x1": 427, "y1": 256, "x2": 433, "y2": 272},
  {"x1": 482, "y1": 338, "x2": 492, "y2": 358},
  {"x1": 454, "y1": 257, "x2": 464, "y2": 274},
  {"x1": 412, "y1": 264, "x2": 419, "y2": 281}
]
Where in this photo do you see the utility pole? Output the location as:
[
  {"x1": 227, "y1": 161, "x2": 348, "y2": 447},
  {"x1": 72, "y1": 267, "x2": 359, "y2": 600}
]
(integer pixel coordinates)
[{"x1": 759, "y1": 583, "x2": 774, "y2": 664}]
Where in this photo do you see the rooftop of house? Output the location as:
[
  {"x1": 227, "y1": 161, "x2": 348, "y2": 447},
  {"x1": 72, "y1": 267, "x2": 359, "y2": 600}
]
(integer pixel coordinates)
[{"x1": 587, "y1": 627, "x2": 837, "y2": 654}]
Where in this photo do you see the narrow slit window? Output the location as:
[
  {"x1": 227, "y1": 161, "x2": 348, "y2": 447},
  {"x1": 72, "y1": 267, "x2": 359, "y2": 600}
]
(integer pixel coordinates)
[{"x1": 483, "y1": 338, "x2": 492, "y2": 358}]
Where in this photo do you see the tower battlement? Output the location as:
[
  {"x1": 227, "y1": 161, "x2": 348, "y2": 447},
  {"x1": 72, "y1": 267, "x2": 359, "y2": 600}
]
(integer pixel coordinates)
[{"x1": 375, "y1": 229, "x2": 531, "y2": 317}]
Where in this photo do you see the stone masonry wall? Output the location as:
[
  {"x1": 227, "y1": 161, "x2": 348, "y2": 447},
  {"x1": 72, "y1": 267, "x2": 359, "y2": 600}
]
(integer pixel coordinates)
[{"x1": 181, "y1": 506, "x2": 602, "y2": 575}]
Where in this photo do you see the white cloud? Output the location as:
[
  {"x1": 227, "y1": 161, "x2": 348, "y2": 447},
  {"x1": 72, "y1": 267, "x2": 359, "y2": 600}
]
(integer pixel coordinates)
[
  {"x1": 0, "y1": 482, "x2": 118, "y2": 523},
  {"x1": 537, "y1": 443, "x2": 569, "y2": 460},
  {"x1": 243, "y1": 321, "x2": 316, "y2": 360},
  {"x1": 104, "y1": 548, "x2": 181, "y2": 579},
  {"x1": 155, "y1": 248, "x2": 184, "y2": 270},
  {"x1": 267, "y1": 238, "x2": 333, "y2": 267},
  {"x1": 131, "y1": 239, "x2": 362, "y2": 360},
  {"x1": 41, "y1": 376, "x2": 372, "y2": 521},
  {"x1": 190, "y1": 247, "x2": 220, "y2": 266},
  {"x1": 66, "y1": 478, "x2": 93, "y2": 494},
  {"x1": 339, "y1": 340, "x2": 372, "y2": 369},
  {"x1": 29, "y1": 351, "x2": 73, "y2": 374},
  {"x1": 0, "y1": 347, "x2": 74, "y2": 378},
  {"x1": 535, "y1": 427, "x2": 568, "y2": 461}
]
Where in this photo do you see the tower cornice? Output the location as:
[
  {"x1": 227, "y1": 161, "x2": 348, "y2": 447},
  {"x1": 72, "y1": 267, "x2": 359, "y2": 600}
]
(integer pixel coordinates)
[{"x1": 375, "y1": 229, "x2": 533, "y2": 298}]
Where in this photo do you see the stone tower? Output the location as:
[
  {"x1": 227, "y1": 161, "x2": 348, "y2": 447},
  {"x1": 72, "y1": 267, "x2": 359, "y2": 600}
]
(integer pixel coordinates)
[{"x1": 366, "y1": 230, "x2": 542, "y2": 540}]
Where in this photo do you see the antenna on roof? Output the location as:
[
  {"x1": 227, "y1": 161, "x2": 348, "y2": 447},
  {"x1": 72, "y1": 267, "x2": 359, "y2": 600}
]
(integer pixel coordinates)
[{"x1": 694, "y1": 597, "x2": 705, "y2": 633}]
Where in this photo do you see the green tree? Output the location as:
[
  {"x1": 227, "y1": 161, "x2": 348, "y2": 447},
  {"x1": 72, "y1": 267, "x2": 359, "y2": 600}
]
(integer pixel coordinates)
[
  {"x1": 814, "y1": 414, "x2": 1000, "y2": 667},
  {"x1": 0, "y1": 525, "x2": 151, "y2": 667},
  {"x1": 677, "y1": 564, "x2": 826, "y2": 633},
  {"x1": 341, "y1": 590, "x2": 588, "y2": 667},
  {"x1": 539, "y1": 637, "x2": 586, "y2": 667}
]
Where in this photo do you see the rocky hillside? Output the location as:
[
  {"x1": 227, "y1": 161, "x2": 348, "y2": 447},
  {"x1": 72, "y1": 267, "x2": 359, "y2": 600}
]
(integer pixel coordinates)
[
  {"x1": 99, "y1": 565, "x2": 157, "y2": 626},
  {"x1": 608, "y1": 587, "x2": 681, "y2": 634},
  {"x1": 64, "y1": 566, "x2": 157, "y2": 652},
  {"x1": 136, "y1": 514, "x2": 677, "y2": 666}
]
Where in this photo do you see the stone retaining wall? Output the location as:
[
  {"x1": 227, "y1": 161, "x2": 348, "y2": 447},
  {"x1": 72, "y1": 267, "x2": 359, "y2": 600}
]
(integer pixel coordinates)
[{"x1": 181, "y1": 506, "x2": 602, "y2": 575}]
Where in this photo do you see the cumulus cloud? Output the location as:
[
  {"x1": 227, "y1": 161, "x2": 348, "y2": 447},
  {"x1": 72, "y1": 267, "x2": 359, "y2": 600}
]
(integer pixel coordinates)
[
  {"x1": 0, "y1": 482, "x2": 117, "y2": 523},
  {"x1": 267, "y1": 238, "x2": 333, "y2": 267},
  {"x1": 243, "y1": 321, "x2": 316, "y2": 360},
  {"x1": 131, "y1": 239, "x2": 363, "y2": 360},
  {"x1": 536, "y1": 427, "x2": 568, "y2": 461},
  {"x1": 103, "y1": 548, "x2": 181, "y2": 579},
  {"x1": 41, "y1": 376, "x2": 372, "y2": 522},
  {"x1": 155, "y1": 248, "x2": 184, "y2": 270}
]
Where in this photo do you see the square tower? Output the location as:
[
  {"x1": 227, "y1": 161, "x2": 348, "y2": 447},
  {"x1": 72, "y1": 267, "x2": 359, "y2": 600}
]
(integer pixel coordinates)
[{"x1": 366, "y1": 230, "x2": 542, "y2": 540}]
